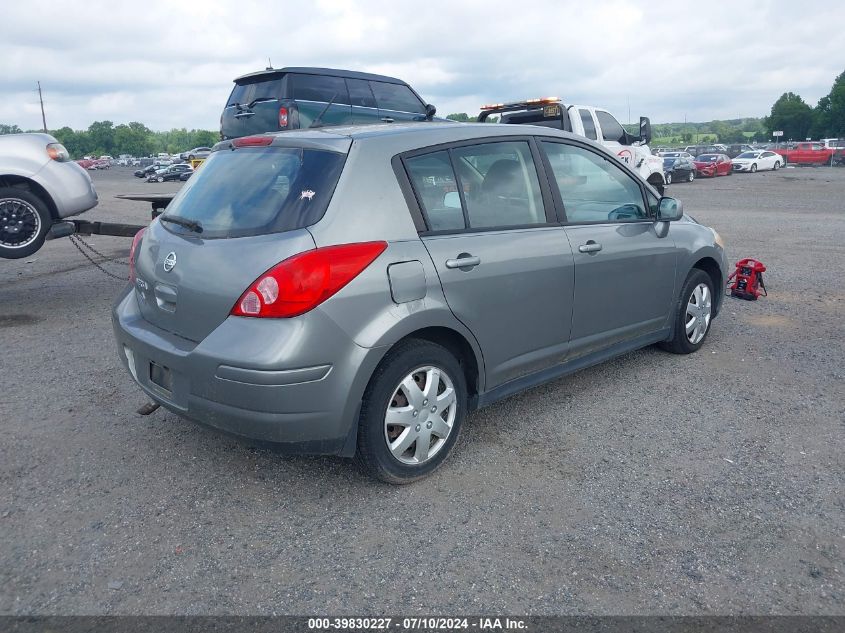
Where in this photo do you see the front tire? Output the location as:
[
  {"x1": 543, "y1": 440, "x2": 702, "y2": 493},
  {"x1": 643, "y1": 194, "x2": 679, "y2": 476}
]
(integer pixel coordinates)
[
  {"x1": 688, "y1": 171, "x2": 695, "y2": 182},
  {"x1": 665, "y1": 172, "x2": 673, "y2": 185},
  {"x1": 0, "y1": 187, "x2": 52, "y2": 259},
  {"x1": 750, "y1": 163, "x2": 757, "y2": 173},
  {"x1": 355, "y1": 339, "x2": 467, "y2": 484},
  {"x1": 659, "y1": 269, "x2": 714, "y2": 355},
  {"x1": 156, "y1": 176, "x2": 164, "y2": 183}
]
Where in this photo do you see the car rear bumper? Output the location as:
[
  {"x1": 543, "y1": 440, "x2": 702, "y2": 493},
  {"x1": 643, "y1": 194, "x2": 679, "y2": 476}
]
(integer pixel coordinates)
[{"x1": 111, "y1": 286, "x2": 384, "y2": 455}]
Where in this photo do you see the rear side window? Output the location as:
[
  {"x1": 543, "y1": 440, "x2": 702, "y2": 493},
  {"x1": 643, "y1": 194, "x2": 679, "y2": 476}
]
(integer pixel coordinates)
[
  {"x1": 162, "y1": 147, "x2": 346, "y2": 238},
  {"x1": 405, "y1": 141, "x2": 546, "y2": 231},
  {"x1": 346, "y1": 78, "x2": 377, "y2": 108},
  {"x1": 290, "y1": 74, "x2": 350, "y2": 104},
  {"x1": 370, "y1": 82, "x2": 425, "y2": 113},
  {"x1": 579, "y1": 109, "x2": 598, "y2": 140},
  {"x1": 595, "y1": 110, "x2": 626, "y2": 143},
  {"x1": 227, "y1": 76, "x2": 283, "y2": 106}
]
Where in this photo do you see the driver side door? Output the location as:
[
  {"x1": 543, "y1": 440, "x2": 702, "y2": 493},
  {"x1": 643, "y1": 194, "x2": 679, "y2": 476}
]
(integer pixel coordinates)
[{"x1": 540, "y1": 140, "x2": 679, "y2": 358}]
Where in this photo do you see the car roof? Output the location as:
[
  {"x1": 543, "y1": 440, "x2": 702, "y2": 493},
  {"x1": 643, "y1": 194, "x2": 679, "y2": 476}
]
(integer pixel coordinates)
[{"x1": 233, "y1": 66, "x2": 409, "y2": 85}]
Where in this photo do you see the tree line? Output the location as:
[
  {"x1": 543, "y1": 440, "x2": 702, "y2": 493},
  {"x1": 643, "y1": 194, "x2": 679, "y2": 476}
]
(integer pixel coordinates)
[
  {"x1": 765, "y1": 70, "x2": 845, "y2": 141},
  {"x1": 0, "y1": 121, "x2": 219, "y2": 158}
]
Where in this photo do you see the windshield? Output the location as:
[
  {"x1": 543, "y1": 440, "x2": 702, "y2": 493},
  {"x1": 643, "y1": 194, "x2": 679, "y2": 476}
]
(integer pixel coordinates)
[
  {"x1": 662, "y1": 158, "x2": 677, "y2": 166},
  {"x1": 736, "y1": 152, "x2": 760, "y2": 159},
  {"x1": 697, "y1": 154, "x2": 718, "y2": 162},
  {"x1": 161, "y1": 146, "x2": 346, "y2": 238}
]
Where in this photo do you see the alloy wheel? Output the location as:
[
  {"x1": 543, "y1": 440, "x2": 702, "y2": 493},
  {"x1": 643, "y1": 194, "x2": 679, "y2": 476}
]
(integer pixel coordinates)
[
  {"x1": 0, "y1": 198, "x2": 41, "y2": 249},
  {"x1": 685, "y1": 283, "x2": 712, "y2": 345},
  {"x1": 384, "y1": 365, "x2": 457, "y2": 465}
]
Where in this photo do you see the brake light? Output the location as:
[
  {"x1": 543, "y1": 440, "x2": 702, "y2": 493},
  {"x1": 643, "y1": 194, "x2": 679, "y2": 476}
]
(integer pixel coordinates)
[
  {"x1": 279, "y1": 107, "x2": 288, "y2": 128},
  {"x1": 128, "y1": 228, "x2": 146, "y2": 284},
  {"x1": 46, "y1": 142, "x2": 70, "y2": 162},
  {"x1": 231, "y1": 242, "x2": 388, "y2": 318},
  {"x1": 232, "y1": 136, "x2": 274, "y2": 148}
]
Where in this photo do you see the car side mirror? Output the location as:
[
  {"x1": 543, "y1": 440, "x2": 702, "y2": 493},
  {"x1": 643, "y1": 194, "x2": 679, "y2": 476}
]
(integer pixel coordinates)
[
  {"x1": 657, "y1": 197, "x2": 683, "y2": 222},
  {"x1": 639, "y1": 116, "x2": 652, "y2": 145},
  {"x1": 425, "y1": 104, "x2": 437, "y2": 120}
]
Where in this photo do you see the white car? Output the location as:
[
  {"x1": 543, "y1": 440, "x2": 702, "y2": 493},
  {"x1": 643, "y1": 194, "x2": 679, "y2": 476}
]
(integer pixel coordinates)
[{"x1": 731, "y1": 150, "x2": 783, "y2": 173}]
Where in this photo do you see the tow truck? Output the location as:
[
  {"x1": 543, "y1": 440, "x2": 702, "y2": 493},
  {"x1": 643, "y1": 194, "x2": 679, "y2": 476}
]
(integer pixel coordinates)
[{"x1": 478, "y1": 97, "x2": 666, "y2": 193}]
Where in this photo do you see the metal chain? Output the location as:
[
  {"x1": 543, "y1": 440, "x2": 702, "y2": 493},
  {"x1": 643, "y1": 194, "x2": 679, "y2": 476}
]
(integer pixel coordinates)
[
  {"x1": 71, "y1": 234, "x2": 129, "y2": 265},
  {"x1": 68, "y1": 234, "x2": 128, "y2": 281}
]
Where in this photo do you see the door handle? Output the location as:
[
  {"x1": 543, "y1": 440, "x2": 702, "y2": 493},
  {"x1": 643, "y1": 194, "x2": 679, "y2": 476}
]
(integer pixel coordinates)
[
  {"x1": 578, "y1": 241, "x2": 603, "y2": 253},
  {"x1": 445, "y1": 255, "x2": 481, "y2": 270},
  {"x1": 381, "y1": 117, "x2": 395, "y2": 123}
]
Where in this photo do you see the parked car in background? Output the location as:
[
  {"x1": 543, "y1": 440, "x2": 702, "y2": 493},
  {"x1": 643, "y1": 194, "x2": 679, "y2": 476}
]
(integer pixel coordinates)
[
  {"x1": 114, "y1": 122, "x2": 726, "y2": 483},
  {"x1": 94, "y1": 159, "x2": 111, "y2": 170},
  {"x1": 0, "y1": 133, "x2": 98, "y2": 259},
  {"x1": 772, "y1": 142, "x2": 834, "y2": 165},
  {"x1": 663, "y1": 155, "x2": 696, "y2": 183},
  {"x1": 220, "y1": 66, "x2": 437, "y2": 139},
  {"x1": 684, "y1": 145, "x2": 722, "y2": 158},
  {"x1": 727, "y1": 144, "x2": 755, "y2": 158},
  {"x1": 694, "y1": 153, "x2": 733, "y2": 177},
  {"x1": 76, "y1": 158, "x2": 96, "y2": 170},
  {"x1": 134, "y1": 163, "x2": 168, "y2": 178},
  {"x1": 731, "y1": 150, "x2": 783, "y2": 172},
  {"x1": 661, "y1": 151, "x2": 695, "y2": 160},
  {"x1": 179, "y1": 170, "x2": 194, "y2": 181},
  {"x1": 180, "y1": 147, "x2": 212, "y2": 161},
  {"x1": 147, "y1": 163, "x2": 193, "y2": 182}
]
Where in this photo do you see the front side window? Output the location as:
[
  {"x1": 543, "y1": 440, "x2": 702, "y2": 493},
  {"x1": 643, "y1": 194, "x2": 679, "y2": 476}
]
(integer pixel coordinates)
[
  {"x1": 405, "y1": 141, "x2": 547, "y2": 231},
  {"x1": 541, "y1": 141, "x2": 647, "y2": 223},
  {"x1": 579, "y1": 109, "x2": 598, "y2": 140},
  {"x1": 370, "y1": 82, "x2": 425, "y2": 114},
  {"x1": 595, "y1": 110, "x2": 626, "y2": 143}
]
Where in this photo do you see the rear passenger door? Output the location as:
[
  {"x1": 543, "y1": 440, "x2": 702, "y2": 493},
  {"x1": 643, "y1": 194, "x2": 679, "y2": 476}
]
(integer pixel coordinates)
[
  {"x1": 346, "y1": 78, "x2": 381, "y2": 125},
  {"x1": 288, "y1": 74, "x2": 352, "y2": 127},
  {"x1": 540, "y1": 140, "x2": 678, "y2": 358},
  {"x1": 370, "y1": 81, "x2": 427, "y2": 123},
  {"x1": 402, "y1": 139, "x2": 576, "y2": 389}
]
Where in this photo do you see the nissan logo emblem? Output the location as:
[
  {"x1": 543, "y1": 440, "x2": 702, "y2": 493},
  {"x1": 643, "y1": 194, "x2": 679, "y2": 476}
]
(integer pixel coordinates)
[{"x1": 163, "y1": 252, "x2": 177, "y2": 272}]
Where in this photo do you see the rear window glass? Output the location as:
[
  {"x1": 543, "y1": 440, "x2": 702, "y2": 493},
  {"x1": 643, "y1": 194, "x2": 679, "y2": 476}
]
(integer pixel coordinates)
[
  {"x1": 370, "y1": 82, "x2": 425, "y2": 113},
  {"x1": 290, "y1": 74, "x2": 350, "y2": 104},
  {"x1": 161, "y1": 147, "x2": 346, "y2": 239},
  {"x1": 227, "y1": 76, "x2": 283, "y2": 106}
]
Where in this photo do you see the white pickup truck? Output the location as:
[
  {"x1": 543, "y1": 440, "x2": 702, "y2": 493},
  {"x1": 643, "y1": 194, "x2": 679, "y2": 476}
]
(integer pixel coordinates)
[{"x1": 478, "y1": 98, "x2": 666, "y2": 193}]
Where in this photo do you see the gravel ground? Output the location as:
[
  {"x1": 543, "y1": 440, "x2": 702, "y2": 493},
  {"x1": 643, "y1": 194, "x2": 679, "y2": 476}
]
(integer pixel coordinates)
[{"x1": 0, "y1": 165, "x2": 843, "y2": 615}]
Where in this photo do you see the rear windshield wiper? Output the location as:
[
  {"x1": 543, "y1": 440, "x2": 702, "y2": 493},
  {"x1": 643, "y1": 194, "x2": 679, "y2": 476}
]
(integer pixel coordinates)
[
  {"x1": 160, "y1": 215, "x2": 203, "y2": 233},
  {"x1": 249, "y1": 97, "x2": 274, "y2": 107}
]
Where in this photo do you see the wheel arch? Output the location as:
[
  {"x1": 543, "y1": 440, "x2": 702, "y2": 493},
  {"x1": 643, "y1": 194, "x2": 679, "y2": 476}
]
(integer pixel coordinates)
[
  {"x1": 692, "y1": 256, "x2": 724, "y2": 315},
  {"x1": 0, "y1": 175, "x2": 59, "y2": 219},
  {"x1": 393, "y1": 326, "x2": 482, "y2": 410}
]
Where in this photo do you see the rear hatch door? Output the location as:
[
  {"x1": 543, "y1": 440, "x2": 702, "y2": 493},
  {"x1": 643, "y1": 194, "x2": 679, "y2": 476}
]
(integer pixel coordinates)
[
  {"x1": 221, "y1": 72, "x2": 285, "y2": 139},
  {"x1": 133, "y1": 141, "x2": 349, "y2": 342}
]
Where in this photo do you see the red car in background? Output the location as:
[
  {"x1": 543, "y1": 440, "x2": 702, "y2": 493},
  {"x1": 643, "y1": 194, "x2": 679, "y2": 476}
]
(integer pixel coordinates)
[{"x1": 694, "y1": 153, "x2": 733, "y2": 177}]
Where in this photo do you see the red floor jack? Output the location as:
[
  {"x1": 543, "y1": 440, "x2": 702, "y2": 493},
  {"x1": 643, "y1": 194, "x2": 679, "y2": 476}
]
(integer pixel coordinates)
[{"x1": 727, "y1": 258, "x2": 767, "y2": 300}]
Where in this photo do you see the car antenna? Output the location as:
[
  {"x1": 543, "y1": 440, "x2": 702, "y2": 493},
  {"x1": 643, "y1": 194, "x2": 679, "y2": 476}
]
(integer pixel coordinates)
[{"x1": 266, "y1": 57, "x2": 273, "y2": 70}]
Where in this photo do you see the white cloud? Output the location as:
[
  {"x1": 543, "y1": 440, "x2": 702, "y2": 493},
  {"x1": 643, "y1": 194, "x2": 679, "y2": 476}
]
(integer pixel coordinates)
[{"x1": 1, "y1": 0, "x2": 843, "y2": 131}]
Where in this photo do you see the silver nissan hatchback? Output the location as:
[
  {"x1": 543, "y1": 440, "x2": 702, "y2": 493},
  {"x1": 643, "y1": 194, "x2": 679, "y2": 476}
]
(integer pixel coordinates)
[{"x1": 113, "y1": 122, "x2": 727, "y2": 483}]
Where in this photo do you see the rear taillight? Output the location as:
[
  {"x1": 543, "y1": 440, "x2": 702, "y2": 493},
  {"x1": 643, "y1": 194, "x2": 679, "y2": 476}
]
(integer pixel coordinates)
[
  {"x1": 279, "y1": 107, "x2": 288, "y2": 128},
  {"x1": 231, "y1": 241, "x2": 388, "y2": 318},
  {"x1": 128, "y1": 228, "x2": 146, "y2": 284},
  {"x1": 46, "y1": 142, "x2": 70, "y2": 162}
]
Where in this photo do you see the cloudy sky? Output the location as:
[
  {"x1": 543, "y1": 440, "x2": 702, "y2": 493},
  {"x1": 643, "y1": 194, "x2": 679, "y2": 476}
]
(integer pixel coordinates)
[{"x1": 2, "y1": 0, "x2": 843, "y2": 132}]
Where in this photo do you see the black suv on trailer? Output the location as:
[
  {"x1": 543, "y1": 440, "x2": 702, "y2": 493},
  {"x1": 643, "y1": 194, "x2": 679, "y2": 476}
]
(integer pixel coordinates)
[{"x1": 220, "y1": 67, "x2": 437, "y2": 139}]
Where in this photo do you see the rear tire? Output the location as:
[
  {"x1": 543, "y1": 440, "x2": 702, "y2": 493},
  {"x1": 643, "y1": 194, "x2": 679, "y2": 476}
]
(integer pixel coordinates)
[
  {"x1": 665, "y1": 172, "x2": 672, "y2": 185},
  {"x1": 659, "y1": 269, "x2": 714, "y2": 355},
  {"x1": 0, "y1": 187, "x2": 52, "y2": 260},
  {"x1": 688, "y1": 171, "x2": 695, "y2": 182},
  {"x1": 773, "y1": 161, "x2": 781, "y2": 171},
  {"x1": 156, "y1": 176, "x2": 164, "y2": 183},
  {"x1": 355, "y1": 339, "x2": 467, "y2": 484}
]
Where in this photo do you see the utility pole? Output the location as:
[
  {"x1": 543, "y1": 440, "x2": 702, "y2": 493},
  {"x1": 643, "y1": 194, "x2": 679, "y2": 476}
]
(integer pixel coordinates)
[{"x1": 37, "y1": 81, "x2": 47, "y2": 132}]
